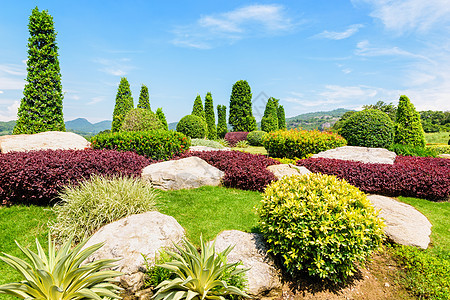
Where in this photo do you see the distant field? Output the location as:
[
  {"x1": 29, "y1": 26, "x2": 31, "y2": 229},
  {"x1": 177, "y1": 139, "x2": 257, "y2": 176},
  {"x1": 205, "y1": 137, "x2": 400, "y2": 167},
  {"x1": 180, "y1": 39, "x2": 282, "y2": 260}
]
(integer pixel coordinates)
[{"x1": 425, "y1": 132, "x2": 450, "y2": 144}]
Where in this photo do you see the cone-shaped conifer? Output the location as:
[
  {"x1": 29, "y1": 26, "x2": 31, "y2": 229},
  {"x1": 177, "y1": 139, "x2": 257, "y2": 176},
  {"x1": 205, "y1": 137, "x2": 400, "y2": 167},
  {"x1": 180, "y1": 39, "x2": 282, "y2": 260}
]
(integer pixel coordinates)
[
  {"x1": 112, "y1": 77, "x2": 134, "y2": 132},
  {"x1": 217, "y1": 105, "x2": 228, "y2": 138},
  {"x1": 204, "y1": 92, "x2": 217, "y2": 139},
  {"x1": 394, "y1": 95, "x2": 426, "y2": 147},
  {"x1": 137, "y1": 84, "x2": 151, "y2": 110},
  {"x1": 228, "y1": 80, "x2": 256, "y2": 132}
]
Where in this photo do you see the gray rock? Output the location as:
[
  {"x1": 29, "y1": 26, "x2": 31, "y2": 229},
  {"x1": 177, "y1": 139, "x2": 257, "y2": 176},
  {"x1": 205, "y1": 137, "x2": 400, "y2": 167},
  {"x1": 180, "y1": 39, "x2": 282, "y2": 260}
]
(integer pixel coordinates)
[
  {"x1": 267, "y1": 164, "x2": 311, "y2": 180},
  {"x1": 368, "y1": 195, "x2": 432, "y2": 249},
  {"x1": 312, "y1": 146, "x2": 397, "y2": 164},
  {"x1": 438, "y1": 153, "x2": 450, "y2": 159},
  {"x1": 214, "y1": 230, "x2": 282, "y2": 297},
  {"x1": 0, "y1": 131, "x2": 90, "y2": 153},
  {"x1": 141, "y1": 156, "x2": 224, "y2": 190},
  {"x1": 83, "y1": 211, "x2": 185, "y2": 275}
]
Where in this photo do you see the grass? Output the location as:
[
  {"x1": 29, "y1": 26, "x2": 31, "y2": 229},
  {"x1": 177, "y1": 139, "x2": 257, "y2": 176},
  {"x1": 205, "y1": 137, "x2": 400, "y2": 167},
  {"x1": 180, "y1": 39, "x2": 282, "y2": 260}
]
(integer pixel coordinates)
[
  {"x1": 232, "y1": 146, "x2": 268, "y2": 155},
  {"x1": 425, "y1": 131, "x2": 450, "y2": 144}
]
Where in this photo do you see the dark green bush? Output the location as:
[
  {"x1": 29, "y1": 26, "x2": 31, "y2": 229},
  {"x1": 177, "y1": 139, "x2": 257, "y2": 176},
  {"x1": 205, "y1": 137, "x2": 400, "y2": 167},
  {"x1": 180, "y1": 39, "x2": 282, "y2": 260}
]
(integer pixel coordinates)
[
  {"x1": 176, "y1": 115, "x2": 207, "y2": 139},
  {"x1": 91, "y1": 130, "x2": 190, "y2": 160},
  {"x1": 246, "y1": 131, "x2": 267, "y2": 146},
  {"x1": 340, "y1": 109, "x2": 394, "y2": 148},
  {"x1": 389, "y1": 144, "x2": 438, "y2": 157},
  {"x1": 121, "y1": 108, "x2": 164, "y2": 132},
  {"x1": 395, "y1": 95, "x2": 426, "y2": 147}
]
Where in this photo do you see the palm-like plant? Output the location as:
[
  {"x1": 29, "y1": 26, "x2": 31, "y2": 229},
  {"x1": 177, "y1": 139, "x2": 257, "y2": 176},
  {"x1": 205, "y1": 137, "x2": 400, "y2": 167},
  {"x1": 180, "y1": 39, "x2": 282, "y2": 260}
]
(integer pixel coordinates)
[
  {"x1": 153, "y1": 237, "x2": 250, "y2": 300},
  {"x1": 0, "y1": 235, "x2": 122, "y2": 300}
]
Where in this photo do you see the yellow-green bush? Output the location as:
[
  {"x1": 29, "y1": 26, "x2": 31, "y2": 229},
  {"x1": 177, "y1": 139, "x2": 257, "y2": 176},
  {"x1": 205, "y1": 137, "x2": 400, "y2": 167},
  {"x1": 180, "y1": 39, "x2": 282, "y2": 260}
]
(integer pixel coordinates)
[
  {"x1": 262, "y1": 129, "x2": 346, "y2": 159},
  {"x1": 259, "y1": 174, "x2": 385, "y2": 283}
]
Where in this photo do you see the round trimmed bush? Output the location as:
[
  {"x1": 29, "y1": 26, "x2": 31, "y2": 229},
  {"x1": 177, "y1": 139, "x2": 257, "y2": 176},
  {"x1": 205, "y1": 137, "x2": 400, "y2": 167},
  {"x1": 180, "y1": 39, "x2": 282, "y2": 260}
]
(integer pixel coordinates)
[
  {"x1": 176, "y1": 115, "x2": 207, "y2": 139},
  {"x1": 340, "y1": 109, "x2": 394, "y2": 148},
  {"x1": 246, "y1": 131, "x2": 267, "y2": 146},
  {"x1": 259, "y1": 173, "x2": 385, "y2": 283},
  {"x1": 121, "y1": 108, "x2": 164, "y2": 132}
]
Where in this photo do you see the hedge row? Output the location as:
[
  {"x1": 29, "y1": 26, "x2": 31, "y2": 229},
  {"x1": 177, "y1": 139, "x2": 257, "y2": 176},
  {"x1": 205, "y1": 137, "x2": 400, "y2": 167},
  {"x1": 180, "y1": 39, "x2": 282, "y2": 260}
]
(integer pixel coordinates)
[
  {"x1": 0, "y1": 149, "x2": 153, "y2": 206},
  {"x1": 224, "y1": 132, "x2": 248, "y2": 147},
  {"x1": 180, "y1": 150, "x2": 279, "y2": 192},
  {"x1": 296, "y1": 156, "x2": 450, "y2": 201}
]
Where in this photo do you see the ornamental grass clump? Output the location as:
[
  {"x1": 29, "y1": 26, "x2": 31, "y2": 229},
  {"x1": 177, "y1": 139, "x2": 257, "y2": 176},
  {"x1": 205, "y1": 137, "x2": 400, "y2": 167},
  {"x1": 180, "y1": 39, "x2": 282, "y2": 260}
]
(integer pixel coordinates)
[
  {"x1": 259, "y1": 173, "x2": 385, "y2": 283},
  {"x1": 50, "y1": 175, "x2": 158, "y2": 244}
]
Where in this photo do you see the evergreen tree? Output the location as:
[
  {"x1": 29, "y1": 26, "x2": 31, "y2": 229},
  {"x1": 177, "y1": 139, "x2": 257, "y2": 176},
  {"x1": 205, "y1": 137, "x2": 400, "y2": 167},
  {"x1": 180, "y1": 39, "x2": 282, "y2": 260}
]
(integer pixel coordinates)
[
  {"x1": 192, "y1": 95, "x2": 205, "y2": 119},
  {"x1": 228, "y1": 80, "x2": 256, "y2": 132},
  {"x1": 204, "y1": 92, "x2": 217, "y2": 139},
  {"x1": 14, "y1": 7, "x2": 65, "y2": 134},
  {"x1": 217, "y1": 105, "x2": 228, "y2": 138},
  {"x1": 261, "y1": 97, "x2": 278, "y2": 132},
  {"x1": 394, "y1": 95, "x2": 426, "y2": 147},
  {"x1": 137, "y1": 84, "x2": 151, "y2": 110},
  {"x1": 111, "y1": 77, "x2": 134, "y2": 132},
  {"x1": 277, "y1": 105, "x2": 286, "y2": 130},
  {"x1": 156, "y1": 107, "x2": 168, "y2": 130}
]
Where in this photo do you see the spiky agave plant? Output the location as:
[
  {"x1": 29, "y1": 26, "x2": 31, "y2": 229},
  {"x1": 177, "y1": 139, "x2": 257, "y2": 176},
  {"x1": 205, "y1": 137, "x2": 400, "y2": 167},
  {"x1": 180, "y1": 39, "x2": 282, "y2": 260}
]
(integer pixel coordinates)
[
  {"x1": 0, "y1": 235, "x2": 122, "y2": 299},
  {"x1": 153, "y1": 236, "x2": 250, "y2": 300}
]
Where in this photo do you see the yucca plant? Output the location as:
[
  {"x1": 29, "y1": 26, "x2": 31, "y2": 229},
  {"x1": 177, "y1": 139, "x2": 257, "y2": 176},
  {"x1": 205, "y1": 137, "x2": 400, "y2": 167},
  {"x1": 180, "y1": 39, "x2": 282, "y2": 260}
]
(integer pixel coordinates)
[
  {"x1": 0, "y1": 235, "x2": 122, "y2": 299},
  {"x1": 153, "y1": 237, "x2": 250, "y2": 300}
]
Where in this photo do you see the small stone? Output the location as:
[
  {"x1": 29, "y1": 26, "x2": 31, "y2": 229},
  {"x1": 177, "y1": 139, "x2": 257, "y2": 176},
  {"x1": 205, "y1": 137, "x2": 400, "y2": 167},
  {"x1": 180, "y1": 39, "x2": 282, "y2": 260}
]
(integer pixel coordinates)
[
  {"x1": 266, "y1": 164, "x2": 311, "y2": 180},
  {"x1": 384, "y1": 282, "x2": 390, "y2": 287}
]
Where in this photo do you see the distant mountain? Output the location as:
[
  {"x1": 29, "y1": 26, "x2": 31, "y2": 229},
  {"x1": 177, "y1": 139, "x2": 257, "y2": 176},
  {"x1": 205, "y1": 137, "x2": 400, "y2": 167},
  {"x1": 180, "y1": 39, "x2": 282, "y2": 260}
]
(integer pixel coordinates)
[
  {"x1": 286, "y1": 108, "x2": 352, "y2": 130},
  {"x1": 65, "y1": 118, "x2": 111, "y2": 134}
]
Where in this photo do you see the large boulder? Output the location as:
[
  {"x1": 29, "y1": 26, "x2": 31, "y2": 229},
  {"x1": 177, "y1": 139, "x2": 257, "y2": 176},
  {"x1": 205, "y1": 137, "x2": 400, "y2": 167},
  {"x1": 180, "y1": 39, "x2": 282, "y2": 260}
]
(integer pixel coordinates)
[
  {"x1": 367, "y1": 195, "x2": 432, "y2": 249},
  {"x1": 213, "y1": 230, "x2": 282, "y2": 297},
  {"x1": 267, "y1": 164, "x2": 311, "y2": 180},
  {"x1": 312, "y1": 146, "x2": 397, "y2": 164},
  {"x1": 141, "y1": 156, "x2": 224, "y2": 190},
  {"x1": 0, "y1": 131, "x2": 90, "y2": 153}
]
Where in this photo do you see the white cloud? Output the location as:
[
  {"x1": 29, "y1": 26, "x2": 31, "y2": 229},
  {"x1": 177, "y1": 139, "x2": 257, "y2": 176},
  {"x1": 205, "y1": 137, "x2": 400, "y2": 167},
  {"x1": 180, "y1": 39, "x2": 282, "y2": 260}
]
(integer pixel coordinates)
[
  {"x1": 0, "y1": 91, "x2": 3, "y2": 94},
  {"x1": 94, "y1": 58, "x2": 133, "y2": 76},
  {"x1": 355, "y1": 40, "x2": 433, "y2": 62},
  {"x1": 0, "y1": 63, "x2": 26, "y2": 90},
  {"x1": 0, "y1": 77, "x2": 25, "y2": 90},
  {"x1": 0, "y1": 100, "x2": 19, "y2": 122},
  {"x1": 315, "y1": 24, "x2": 363, "y2": 40},
  {"x1": 88, "y1": 96, "x2": 104, "y2": 105},
  {"x1": 0, "y1": 64, "x2": 26, "y2": 76}
]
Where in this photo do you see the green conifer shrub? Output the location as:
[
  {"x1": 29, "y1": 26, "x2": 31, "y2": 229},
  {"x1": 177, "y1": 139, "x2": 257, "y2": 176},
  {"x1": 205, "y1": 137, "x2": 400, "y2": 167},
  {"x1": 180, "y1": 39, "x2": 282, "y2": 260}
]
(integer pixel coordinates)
[
  {"x1": 246, "y1": 131, "x2": 267, "y2": 146},
  {"x1": 137, "y1": 84, "x2": 151, "y2": 110},
  {"x1": 156, "y1": 107, "x2": 168, "y2": 130},
  {"x1": 217, "y1": 105, "x2": 228, "y2": 138},
  {"x1": 112, "y1": 77, "x2": 134, "y2": 132},
  {"x1": 204, "y1": 92, "x2": 217, "y2": 139},
  {"x1": 121, "y1": 108, "x2": 164, "y2": 132},
  {"x1": 192, "y1": 95, "x2": 205, "y2": 119},
  {"x1": 229, "y1": 80, "x2": 256, "y2": 132},
  {"x1": 14, "y1": 7, "x2": 65, "y2": 134},
  {"x1": 176, "y1": 115, "x2": 207, "y2": 139},
  {"x1": 261, "y1": 97, "x2": 279, "y2": 132},
  {"x1": 331, "y1": 111, "x2": 357, "y2": 132},
  {"x1": 277, "y1": 105, "x2": 286, "y2": 130},
  {"x1": 394, "y1": 95, "x2": 426, "y2": 147}
]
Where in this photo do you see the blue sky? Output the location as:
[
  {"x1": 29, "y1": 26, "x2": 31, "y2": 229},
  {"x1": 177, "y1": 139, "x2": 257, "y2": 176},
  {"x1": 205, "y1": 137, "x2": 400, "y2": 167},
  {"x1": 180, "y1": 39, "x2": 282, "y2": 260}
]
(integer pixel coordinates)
[{"x1": 0, "y1": 0, "x2": 449, "y2": 123}]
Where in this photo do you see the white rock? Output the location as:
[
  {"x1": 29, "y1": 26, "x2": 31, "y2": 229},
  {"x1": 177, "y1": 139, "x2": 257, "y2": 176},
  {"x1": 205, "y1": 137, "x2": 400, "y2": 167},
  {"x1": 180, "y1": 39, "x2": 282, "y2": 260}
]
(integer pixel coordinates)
[
  {"x1": 267, "y1": 164, "x2": 311, "y2": 180},
  {"x1": 312, "y1": 146, "x2": 397, "y2": 164},
  {"x1": 188, "y1": 146, "x2": 231, "y2": 152}
]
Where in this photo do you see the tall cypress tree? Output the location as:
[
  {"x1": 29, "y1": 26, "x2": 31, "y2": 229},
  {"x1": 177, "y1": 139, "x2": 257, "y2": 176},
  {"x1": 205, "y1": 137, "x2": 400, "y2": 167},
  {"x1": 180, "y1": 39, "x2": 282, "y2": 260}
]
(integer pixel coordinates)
[
  {"x1": 277, "y1": 105, "x2": 286, "y2": 129},
  {"x1": 137, "y1": 84, "x2": 151, "y2": 110},
  {"x1": 228, "y1": 80, "x2": 256, "y2": 132},
  {"x1": 204, "y1": 92, "x2": 217, "y2": 139},
  {"x1": 217, "y1": 105, "x2": 228, "y2": 138},
  {"x1": 261, "y1": 97, "x2": 278, "y2": 132},
  {"x1": 156, "y1": 107, "x2": 168, "y2": 130},
  {"x1": 192, "y1": 95, "x2": 205, "y2": 119},
  {"x1": 111, "y1": 77, "x2": 133, "y2": 132},
  {"x1": 394, "y1": 95, "x2": 426, "y2": 147},
  {"x1": 14, "y1": 7, "x2": 65, "y2": 134}
]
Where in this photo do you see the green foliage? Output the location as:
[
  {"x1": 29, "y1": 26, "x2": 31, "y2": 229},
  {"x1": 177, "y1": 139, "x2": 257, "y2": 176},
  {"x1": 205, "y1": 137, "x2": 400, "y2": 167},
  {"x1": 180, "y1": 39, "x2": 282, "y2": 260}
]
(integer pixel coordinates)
[
  {"x1": 204, "y1": 92, "x2": 217, "y2": 140},
  {"x1": 228, "y1": 80, "x2": 256, "y2": 132},
  {"x1": 192, "y1": 94, "x2": 205, "y2": 119},
  {"x1": 420, "y1": 110, "x2": 450, "y2": 133},
  {"x1": 153, "y1": 236, "x2": 250, "y2": 300},
  {"x1": 362, "y1": 101, "x2": 397, "y2": 122},
  {"x1": 235, "y1": 140, "x2": 249, "y2": 148},
  {"x1": 395, "y1": 95, "x2": 426, "y2": 147},
  {"x1": 191, "y1": 138, "x2": 226, "y2": 149},
  {"x1": 425, "y1": 131, "x2": 450, "y2": 144},
  {"x1": 137, "y1": 84, "x2": 151, "y2": 110},
  {"x1": 261, "y1": 97, "x2": 279, "y2": 132},
  {"x1": 142, "y1": 250, "x2": 175, "y2": 288},
  {"x1": 216, "y1": 138, "x2": 230, "y2": 148},
  {"x1": 176, "y1": 114, "x2": 208, "y2": 139},
  {"x1": 0, "y1": 234, "x2": 122, "y2": 299},
  {"x1": 277, "y1": 105, "x2": 286, "y2": 130},
  {"x1": 156, "y1": 107, "x2": 169, "y2": 130},
  {"x1": 389, "y1": 143, "x2": 438, "y2": 157},
  {"x1": 112, "y1": 77, "x2": 134, "y2": 132},
  {"x1": 331, "y1": 111, "x2": 357, "y2": 132},
  {"x1": 121, "y1": 108, "x2": 164, "y2": 132},
  {"x1": 287, "y1": 108, "x2": 351, "y2": 130},
  {"x1": 426, "y1": 144, "x2": 450, "y2": 155},
  {"x1": 259, "y1": 174, "x2": 385, "y2": 283},
  {"x1": 50, "y1": 175, "x2": 158, "y2": 244},
  {"x1": 217, "y1": 105, "x2": 228, "y2": 138},
  {"x1": 91, "y1": 130, "x2": 190, "y2": 160},
  {"x1": 262, "y1": 129, "x2": 347, "y2": 159},
  {"x1": 14, "y1": 7, "x2": 65, "y2": 134},
  {"x1": 246, "y1": 130, "x2": 267, "y2": 146},
  {"x1": 270, "y1": 157, "x2": 299, "y2": 164}
]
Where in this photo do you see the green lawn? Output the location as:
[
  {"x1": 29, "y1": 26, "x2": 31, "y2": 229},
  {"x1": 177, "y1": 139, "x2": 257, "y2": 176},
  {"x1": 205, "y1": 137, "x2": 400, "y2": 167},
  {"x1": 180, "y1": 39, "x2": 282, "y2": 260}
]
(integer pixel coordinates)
[
  {"x1": 232, "y1": 146, "x2": 268, "y2": 155},
  {"x1": 425, "y1": 131, "x2": 450, "y2": 144}
]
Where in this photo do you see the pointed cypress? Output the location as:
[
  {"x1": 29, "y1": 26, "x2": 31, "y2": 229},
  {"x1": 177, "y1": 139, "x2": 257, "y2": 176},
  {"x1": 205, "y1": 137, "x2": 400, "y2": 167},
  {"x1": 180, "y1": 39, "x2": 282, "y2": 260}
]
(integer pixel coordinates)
[
  {"x1": 137, "y1": 84, "x2": 151, "y2": 110},
  {"x1": 217, "y1": 105, "x2": 228, "y2": 138},
  {"x1": 228, "y1": 80, "x2": 256, "y2": 132},
  {"x1": 261, "y1": 97, "x2": 278, "y2": 132},
  {"x1": 111, "y1": 77, "x2": 134, "y2": 132},
  {"x1": 394, "y1": 95, "x2": 426, "y2": 147},
  {"x1": 192, "y1": 95, "x2": 205, "y2": 120},
  {"x1": 156, "y1": 107, "x2": 168, "y2": 130},
  {"x1": 277, "y1": 105, "x2": 286, "y2": 129},
  {"x1": 204, "y1": 92, "x2": 217, "y2": 139}
]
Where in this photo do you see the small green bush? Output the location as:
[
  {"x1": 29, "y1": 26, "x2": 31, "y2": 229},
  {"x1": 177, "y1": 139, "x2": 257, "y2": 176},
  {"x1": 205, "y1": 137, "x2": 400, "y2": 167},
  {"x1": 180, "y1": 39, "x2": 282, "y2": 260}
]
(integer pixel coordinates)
[
  {"x1": 340, "y1": 109, "x2": 394, "y2": 148},
  {"x1": 191, "y1": 138, "x2": 226, "y2": 149},
  {"x1": 50, "y1": 175, "x2": 158, "y2": 244},
  {"x1": 121, "y1": 108, "x2": 164, "y2": 132},
  {"x1": 246, "y1": 131, "x2": 267, "y2": 146},
  {"x1": 91, "y1": 130, "x2": 190, "y2": 160},
  {"x1": 426, "y1": 144, "x2": 450, "y2": 155},
  {"x1": 176, "y1": 115, "x2": 207, "y2": 139},
  {"x1": 216, "y1": 138, "x2": 230, "y2": 148},
  {"x1": 395, "y1": 95, "x2": 426, "y2": 147},
  {"x1": 389, "y1": 143, "x2": 438, "y2": 157},
  {"x1": 143, "y1": 250, "x2": 175, "y2": 288},
  {"x1": 235, "y1": 140, "x2": 249, "y2": 148},
  {"x1": 262, "y1": 129, "x2": 346, "y2": 159},
  {"x1": 259, "y1": 173, "x2": 385, "y2": 283}
]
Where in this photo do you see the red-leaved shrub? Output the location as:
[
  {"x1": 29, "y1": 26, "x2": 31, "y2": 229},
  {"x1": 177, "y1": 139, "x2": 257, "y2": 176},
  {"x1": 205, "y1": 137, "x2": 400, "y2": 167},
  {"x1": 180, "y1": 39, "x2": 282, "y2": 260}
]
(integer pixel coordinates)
[
  {"x1": 296, "y1": 156, "x2": 450, "y2": 201},
  {"x1": 180, "y1": 150, "x2": 279, "y2": 192},
  {"x1": 224, "y1": 132, "x2": 249, "y2": 147},
  {"x1": 0, "y1": 149, "x2": 153, "y2": 206}
]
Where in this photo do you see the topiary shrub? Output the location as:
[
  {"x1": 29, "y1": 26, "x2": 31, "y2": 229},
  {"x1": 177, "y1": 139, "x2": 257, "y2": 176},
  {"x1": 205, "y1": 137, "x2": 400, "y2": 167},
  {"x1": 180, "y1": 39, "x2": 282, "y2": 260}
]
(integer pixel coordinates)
[
  {"x1": 259, "y1": 174, "x2": 385, "y2": 283},
  {"x1": 395, "y1": 95, "x2": 426, "y2": 147},
  {"x1": 176, "y1": 115, "x2": 207, "y2": 139},
  {"x1": 246, "y1": 131, "x2": 267, "y2": 146},
  {"x1": 121, "y1": 108, "x2": 164, "y2": 132},
  {"x1": 224, "y1": 132, "x2": 248, "y2": 147},
  {"x1": 339, "y1": 109, "x2": 394, "y2": 148}
]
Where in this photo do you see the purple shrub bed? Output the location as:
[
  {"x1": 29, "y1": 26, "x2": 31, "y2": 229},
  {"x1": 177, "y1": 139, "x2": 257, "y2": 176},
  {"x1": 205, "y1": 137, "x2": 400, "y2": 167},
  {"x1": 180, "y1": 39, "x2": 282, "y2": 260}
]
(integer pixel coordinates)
[
  {"x1": 224, "y1": 132, "x2": 249, "y2": 147},
  {"x1": 180, "y1": 150, "x2": 279, "y2": 192},
  {"x1": 0, "y1": 149, "x2": 153, "y2": 206},
  {"x1": 296, "y1": 156, "x2": 450, "y2": 201}
]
